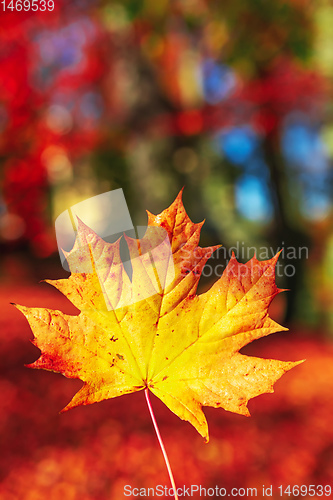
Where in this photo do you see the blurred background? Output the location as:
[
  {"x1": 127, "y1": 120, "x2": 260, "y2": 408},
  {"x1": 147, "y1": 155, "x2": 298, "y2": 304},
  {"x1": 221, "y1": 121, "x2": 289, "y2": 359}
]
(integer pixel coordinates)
[{"x1": 1, "y1": 0, "x2": 333, "y2": 498}]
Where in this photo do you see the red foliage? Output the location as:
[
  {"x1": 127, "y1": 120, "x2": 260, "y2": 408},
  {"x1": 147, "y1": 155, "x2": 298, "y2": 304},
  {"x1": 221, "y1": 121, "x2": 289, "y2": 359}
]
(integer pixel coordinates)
[{"x1": 0, "y1": 9, "x2": 112, "y2": 251}]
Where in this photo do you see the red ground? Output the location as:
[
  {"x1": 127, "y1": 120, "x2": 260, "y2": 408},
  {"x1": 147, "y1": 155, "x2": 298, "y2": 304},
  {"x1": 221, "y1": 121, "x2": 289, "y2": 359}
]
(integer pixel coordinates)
[{"x1": 1, "y1": 280, "x2": 333, "y2": 499}]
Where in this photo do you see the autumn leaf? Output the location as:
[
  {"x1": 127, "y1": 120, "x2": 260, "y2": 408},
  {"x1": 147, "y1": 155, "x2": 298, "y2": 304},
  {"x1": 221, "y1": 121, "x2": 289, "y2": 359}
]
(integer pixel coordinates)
[{"x1": 15, "y1": 191, "x2": 302, "y2": 441}]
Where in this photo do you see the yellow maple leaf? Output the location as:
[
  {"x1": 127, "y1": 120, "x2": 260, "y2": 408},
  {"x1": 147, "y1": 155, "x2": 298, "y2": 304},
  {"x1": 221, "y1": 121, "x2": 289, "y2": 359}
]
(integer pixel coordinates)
[{"x1": 16, "y1": 191, "x2": 302, "y2": 441}]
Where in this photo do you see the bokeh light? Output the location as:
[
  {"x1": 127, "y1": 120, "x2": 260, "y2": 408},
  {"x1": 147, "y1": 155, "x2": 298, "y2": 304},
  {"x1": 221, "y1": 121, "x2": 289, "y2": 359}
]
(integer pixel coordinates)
[
  {"x1": 235, "y1": 175, "x2": 273, "y2": 222},
  {"x1": 214, "y1": 126, "x2": 260, "y2": 165}
]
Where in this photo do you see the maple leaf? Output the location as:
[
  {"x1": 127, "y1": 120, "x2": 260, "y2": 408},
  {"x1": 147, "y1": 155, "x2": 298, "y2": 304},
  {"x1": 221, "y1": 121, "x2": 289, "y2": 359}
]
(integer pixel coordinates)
[{"x1": 15, "y1": 192, "x2": 302, "y2": 441}]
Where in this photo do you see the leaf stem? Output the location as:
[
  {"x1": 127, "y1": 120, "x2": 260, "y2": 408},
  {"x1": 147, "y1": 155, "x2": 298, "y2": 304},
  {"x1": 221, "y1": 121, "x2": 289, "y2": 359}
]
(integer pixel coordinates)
[{"x1": 145, "y1": 388, "x2": 179, "y2": 500}]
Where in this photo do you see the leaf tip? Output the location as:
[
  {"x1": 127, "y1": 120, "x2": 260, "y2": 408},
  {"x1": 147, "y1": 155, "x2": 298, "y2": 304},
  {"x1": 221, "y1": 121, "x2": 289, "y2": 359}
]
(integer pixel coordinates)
[
  {"x1": 24, "y1": 362, "x2": 37, "y2": 369},
  {"x1": 177, "y1": 186, "x2": 185, "y2": 198},
  {"x1": 12, "y1": 303, "x2": 26, "y2": 313},
  {"x1": 199, "y1": 425, "x2": 210, "y2": 443},
  {"x1": 243, "y1": 406, "x2": 251, "y2": 417},
  {"x1": 277, "y1": 287, "x2": 289, "y2": 294},
  {"x1": 39, "y1": 279, "x2": 53, "y2": 284}
]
